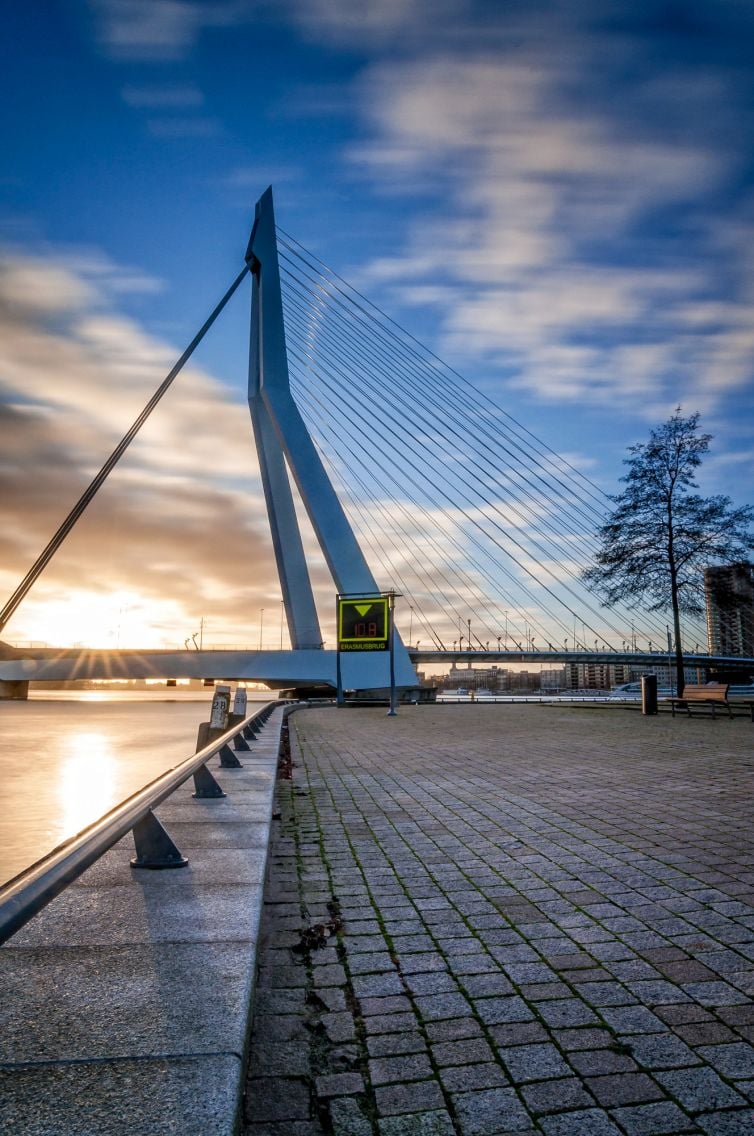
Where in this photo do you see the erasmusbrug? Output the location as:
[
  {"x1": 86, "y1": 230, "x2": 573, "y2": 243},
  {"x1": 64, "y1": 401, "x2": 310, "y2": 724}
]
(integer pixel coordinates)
[{"x1": 0, "y1": 188, "x2": 750, "y2": 697}]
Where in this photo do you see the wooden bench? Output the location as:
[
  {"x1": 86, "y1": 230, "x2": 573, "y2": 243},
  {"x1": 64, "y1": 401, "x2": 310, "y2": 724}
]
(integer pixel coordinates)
[{"x1": 664, "y1": 683, "x2": 731, "y2": 719}]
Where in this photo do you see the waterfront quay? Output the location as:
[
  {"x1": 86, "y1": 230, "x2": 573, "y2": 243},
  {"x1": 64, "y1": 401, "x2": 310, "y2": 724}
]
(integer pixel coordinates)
[{"x1": 244, "y1": 704, "x2": 754, "y2": 1136}]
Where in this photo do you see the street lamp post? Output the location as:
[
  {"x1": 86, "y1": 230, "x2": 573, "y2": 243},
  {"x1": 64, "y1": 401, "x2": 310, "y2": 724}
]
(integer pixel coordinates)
[{"x1": 258, "y1": 608, "x2": 264, "y2": 651}]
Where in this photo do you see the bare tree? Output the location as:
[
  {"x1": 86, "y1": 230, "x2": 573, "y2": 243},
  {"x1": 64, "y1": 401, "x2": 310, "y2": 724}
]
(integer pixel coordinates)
[{"x1": 582, "y1": 409, "x2": 754, "y2": 695}]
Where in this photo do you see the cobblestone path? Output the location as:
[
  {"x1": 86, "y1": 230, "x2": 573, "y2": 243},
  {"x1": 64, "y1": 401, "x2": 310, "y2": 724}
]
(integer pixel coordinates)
[{"x1": 242, "y1": 704, "x2": 754, "y2": 1136}]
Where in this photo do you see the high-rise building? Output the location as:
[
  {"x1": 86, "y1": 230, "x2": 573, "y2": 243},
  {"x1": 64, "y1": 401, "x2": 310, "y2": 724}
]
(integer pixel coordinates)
[{"x1": 705, "y1": 562, "x2": 754, "y2": 656}]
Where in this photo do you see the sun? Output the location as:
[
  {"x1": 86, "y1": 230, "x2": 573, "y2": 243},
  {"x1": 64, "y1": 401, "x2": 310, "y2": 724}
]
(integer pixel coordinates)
[{"x1": 11, "y1": 589, "x2": 188, "y2": 649}]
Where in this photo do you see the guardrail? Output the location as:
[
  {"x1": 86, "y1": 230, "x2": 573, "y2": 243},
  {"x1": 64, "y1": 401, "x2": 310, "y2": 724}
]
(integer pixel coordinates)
[{"x1": 0, "y1": 702, "x2": 277, "y2": 947}]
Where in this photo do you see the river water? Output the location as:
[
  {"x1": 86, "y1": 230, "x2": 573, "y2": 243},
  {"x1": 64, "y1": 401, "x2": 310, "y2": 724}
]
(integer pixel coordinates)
[{"x1": 0, "y1": 689, "x2": 271, "y2": 888}]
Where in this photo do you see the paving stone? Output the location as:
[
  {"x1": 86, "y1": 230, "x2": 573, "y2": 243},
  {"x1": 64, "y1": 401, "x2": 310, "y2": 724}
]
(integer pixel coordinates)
[
  {"x1": 440, "y1": 1062, "x2": 508, "y2": 1092},
  {"x1": 498, "y1": 1042, "x2": 571, "y2": 1083},
  {"x1": 349, "y1": 952, "x2": 397, "y2": 975},
  {"x1": 626, "y1": 1032, "x2": 701, "y2": 1070},
  {"x1": 536, "y1": 999, "x2": 600, "y2": 1027},
  {"x1": 312, "y1": 963, "x2": 347, "y2": 987},
  {"x1": 568, "y1": 1049, "x2": 638, "y2": 1076},
  {"x1": 600, "y1": 1006, "x2": 667, "y2": 1034},
  {"x1": 584, "y1": 1072, "x2": 665, "y2": 1107},
  {"x1": 655, "y1": 1066, "x2": 746, "y2": 1111},
  {"x1": 374, "y1": 1079, "x2": 446, "y2": 1116},
  {"x1": 696, "y1": 1043, "x2": 754, "y2": 1080},
  {"x1": 329, "y1": 1097, "x2": 374, "y2": 1136},
  {"x1": 697, "y1": 1113, "x2": 754, "y2": 1135},
  {"x1": 539, "y1": 1108, "x2": 625, "y2": 1135},
  {"x1": 552, "y1": 1028, "x2": 615, "y2": 1051},
  {"x1": 352, "y1": 973, "x2": 405, "y2": 998},
  {"x1": 426, "y1": 1016, "x2": 483, "y2": 1043},
  {"x1": 474, "y1": 996, "x2": 535, "y2": 1025},
  {"x1": 369, "y1": 1052, "x2": 434, "y2": 1085},
  {"x1": 609, "y1": 1100, "x2": 697, "y2": 1134},
  {"x1": 377, "y1": 1111, "x2": 456, "y2": 1135},
  {"x1": 367, "y1": 1031, "x2": 427, "y2": 1057},
  {"x1": 520, "y1": 1076, "x2": 595, "y2": 1114},
  {"x1": 248, "y1": 1040, "x2": 311, "y2": 1077},
  {"x1": 675, "y1": 1022, "x2": 738, "y2": 1046},
  {"x1": 461, "y1": 974, "x2": 515, "y2": 998},
  {"x1": 246, "y1": 1077, "x2": 312, "y2": 1122},
  {"x1": 359, "y1": 995, "x2": 413, "y2": 1016},
  {"x1": 256, "y1": 709, "x2": 754, "y2": 1136},
  {"x1": 246, "y1": 1123, "x2": 324, "y2": 1135},
  {"x1": 491, "y1": 1022, "x2": 550, "y2": 1047},
  {"x1": 432, "y1": 1037, "x2": 495, "y2": 1067},
  {"x1": 401, "y1": 954, "x2": 450, "y2": 974},
  {"x1": 323, "y1": 1012, "x2": 358, "y2": 1042},
  {"x1": 405, "y1": 972, "x2": 459, "y2": 995},
  {"x1": 451, "y1": 1086, "x2": 533, "y2": 1134},
  {"x1": 719, "y1": 1006, "x2": 754, "y2": 1026},
  {"x1": 314, "y1": 1071, "x2": 365, "y2": 1098},
  {"x1": 363, "y1": 1013, "x2": 418, "y2": 1035}
]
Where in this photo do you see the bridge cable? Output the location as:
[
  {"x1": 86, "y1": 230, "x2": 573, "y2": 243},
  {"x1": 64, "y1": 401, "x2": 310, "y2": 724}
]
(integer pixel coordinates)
[
  {"x1": 278, "y1": 247, "x2": 709, "y2": 650},
  {"x1": 279, "y1": 267, "x2": 602, "y2": 558},
  {"x1": 0, "y1": 264, "x2": 250, "y2": 634},
  {"x1": 284, "y1": 315, "x2": 577, "y2": 645},
  {"x1": 277, "y1": 245, "x2": 609, "y2": 538},
  {"x1": 276, "y1": 229, "x2": 610, "y2": 518},
  {"x1": 285, "y1": 337, "x2": 625, "y2": 648},
  {"x1": 290, "y1": 363, "x2": 547, "y2": 648}
]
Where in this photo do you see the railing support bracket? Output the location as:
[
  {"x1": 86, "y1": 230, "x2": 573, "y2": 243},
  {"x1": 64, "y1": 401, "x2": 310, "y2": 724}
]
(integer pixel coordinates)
[
  {"x1": 131, "y1": 810, "x2": 188, "y2": 870},
  {"x1": 219, "y1": 743, "x2": 243, "y2": 768},
  {"x1": 192, "y1": 763, "x2": 227, "y2": 797}
]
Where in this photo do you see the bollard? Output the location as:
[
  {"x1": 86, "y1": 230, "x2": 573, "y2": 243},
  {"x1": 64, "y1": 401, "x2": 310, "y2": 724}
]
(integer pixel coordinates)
[
  {"x1": 641, "y1": 674, "x2": 658, "y2": 716},
  {"x1": 209, "y1": 684, "x2": 231, "y2": 730},
  {"x1": 233, "y1": 686, "x2": 248, "y2": 718}
]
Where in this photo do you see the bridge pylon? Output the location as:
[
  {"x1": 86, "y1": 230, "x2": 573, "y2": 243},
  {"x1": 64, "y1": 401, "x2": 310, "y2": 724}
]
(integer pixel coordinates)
[{"x1": 245, "y1": 188, "x2": 417, "y2": 693}]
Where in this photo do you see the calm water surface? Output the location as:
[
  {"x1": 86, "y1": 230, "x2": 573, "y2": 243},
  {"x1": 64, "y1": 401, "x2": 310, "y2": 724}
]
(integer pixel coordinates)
[{"x1": 0, "y1": 689, "x2": 271, "y2": 887}]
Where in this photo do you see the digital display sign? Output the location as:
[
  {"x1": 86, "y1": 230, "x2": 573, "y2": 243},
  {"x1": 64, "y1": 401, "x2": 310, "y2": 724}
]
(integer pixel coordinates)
[{"x1": 338, "y1": 596, "x2": 389, "y2": 651}]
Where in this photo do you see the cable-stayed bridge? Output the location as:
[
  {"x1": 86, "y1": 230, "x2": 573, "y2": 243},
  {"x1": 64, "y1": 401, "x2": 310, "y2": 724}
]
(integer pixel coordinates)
[{"x1": 1, "y1": 188, "x2": 752, "y2": 697}]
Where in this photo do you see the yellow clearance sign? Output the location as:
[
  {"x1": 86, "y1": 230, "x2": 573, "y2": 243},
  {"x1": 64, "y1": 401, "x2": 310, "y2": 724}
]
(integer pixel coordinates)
[{"x1": 338, "y1": 596, "x2": 389, "y2": 652}]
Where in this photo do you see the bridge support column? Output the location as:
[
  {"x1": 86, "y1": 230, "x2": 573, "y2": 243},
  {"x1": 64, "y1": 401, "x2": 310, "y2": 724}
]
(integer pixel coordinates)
[{"x1": 0, "y1": 679, "x2": 28, "y2": 700}]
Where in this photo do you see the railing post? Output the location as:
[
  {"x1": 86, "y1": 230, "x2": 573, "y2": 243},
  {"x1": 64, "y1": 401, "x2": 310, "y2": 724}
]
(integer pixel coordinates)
[
  {"x1": 192, "y1": 763, "x2": 227, "y2": 798},
  {"x1": 130, "y1": 810, "x2": 188, "y2": 870}
]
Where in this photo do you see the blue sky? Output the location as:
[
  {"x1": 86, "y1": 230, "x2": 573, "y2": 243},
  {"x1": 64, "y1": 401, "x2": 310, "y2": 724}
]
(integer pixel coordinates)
[{"x1": 1, "y1": 0, "x2": 753, "y2": 650}]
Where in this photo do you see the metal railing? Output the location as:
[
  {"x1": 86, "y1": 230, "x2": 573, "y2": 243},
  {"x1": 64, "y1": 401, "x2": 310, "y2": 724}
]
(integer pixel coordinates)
[{"x1": 0, "y1": 702, "x2": 277, "y2": 947}]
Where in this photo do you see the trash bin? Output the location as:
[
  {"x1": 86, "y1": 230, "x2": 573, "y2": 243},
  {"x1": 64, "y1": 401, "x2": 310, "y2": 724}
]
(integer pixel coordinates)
[{"x1": 641, "y1": 674, "x2": 658, "y2": 716}]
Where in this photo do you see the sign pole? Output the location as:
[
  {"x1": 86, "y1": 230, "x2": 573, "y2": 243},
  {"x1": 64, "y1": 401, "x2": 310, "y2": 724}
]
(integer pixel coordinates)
[
  {"x1": 387, "y1": 590, "x2": 397, "y2": 717},
  {"x1": 335, "y1": 591, "x2": 398, "y2": 709},
  {"x1": 336, "y1": 595, "x2": 344, "y2": 706}
]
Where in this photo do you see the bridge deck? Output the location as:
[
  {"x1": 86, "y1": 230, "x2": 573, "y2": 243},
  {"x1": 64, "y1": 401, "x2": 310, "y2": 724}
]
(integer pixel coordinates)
[{"x1": 244, "y1": 703, "x2": 754, "y2": 1134}]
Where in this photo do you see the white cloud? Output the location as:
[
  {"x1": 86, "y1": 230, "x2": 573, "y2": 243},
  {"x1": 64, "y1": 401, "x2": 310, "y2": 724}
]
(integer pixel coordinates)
[
  {"x1": 342, "y1": 29, "x2": 753, "y2": 418},
  {"x1": 88, "y1": 0, "x2": 241, "y2": 61},
  {"x1": 0, "y1": 249, "x2": 289, "y2": 646}
]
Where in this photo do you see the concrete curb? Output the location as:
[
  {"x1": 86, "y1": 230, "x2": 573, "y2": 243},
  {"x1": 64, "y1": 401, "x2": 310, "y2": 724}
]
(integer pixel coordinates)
[{"x1": 0, "y1": 704, "x2": 285, "y2": 1136}]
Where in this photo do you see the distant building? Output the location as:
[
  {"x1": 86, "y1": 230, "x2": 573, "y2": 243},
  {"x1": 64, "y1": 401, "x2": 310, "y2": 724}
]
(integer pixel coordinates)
[
  {"x1": 565, "y1": 662, "x2": 613, "y2": 690},
  {"x1": 511, "y1": 670, "x2": 540, "y2": 692},
  {"x1": 540, "y1": 668, "x2": 566, "y2": 691},
  {"x1": 705, "y1": 563, "x2": 754, "y2": 657},
  {"x1": 443, "y1": 665, "x2": 508, "y2": 691}
]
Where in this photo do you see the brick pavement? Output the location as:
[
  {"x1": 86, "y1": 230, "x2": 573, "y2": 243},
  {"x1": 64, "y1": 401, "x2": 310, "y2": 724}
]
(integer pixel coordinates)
[{"x1": 242, "y1": 704, "x2": 754, "y2": 1135}]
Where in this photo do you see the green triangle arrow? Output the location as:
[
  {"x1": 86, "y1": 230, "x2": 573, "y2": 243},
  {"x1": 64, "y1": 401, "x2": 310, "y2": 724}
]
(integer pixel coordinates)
[{"x1": 353, "y1": 603, "x2": 373, "y2": 616}]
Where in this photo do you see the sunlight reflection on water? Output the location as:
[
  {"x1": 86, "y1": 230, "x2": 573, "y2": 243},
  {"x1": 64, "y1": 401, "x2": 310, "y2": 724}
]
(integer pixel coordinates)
[{"x1": 58, "y1": 733, "x2": 117, "y2": 836}]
